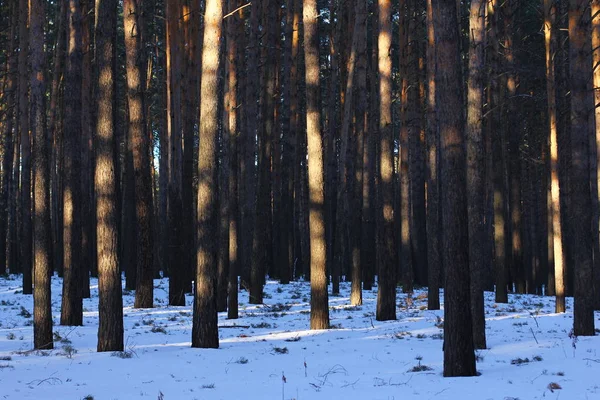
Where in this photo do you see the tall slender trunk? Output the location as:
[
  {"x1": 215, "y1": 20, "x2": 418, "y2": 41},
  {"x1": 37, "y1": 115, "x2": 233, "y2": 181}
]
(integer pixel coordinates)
[
  {"x1": 489, "y1": 0, "x2": 508, "y2": 303},
  {"x1": 167, "y1": 0, "x2": 186, "y2": 305},
  {"x1": 0, "y1": 0, "x2": 17, "y2": 276},
  {"x1": 544, "y1": 0, "x2": 565, "y2": 312},
  {"x1": 123, "y1": 0, "x2": 154, "y2": 308},
  {"x1": 304, "y1": 0, "x2": 329, "y2": 330},
  {"x1": 226, "y1": 0, "x2": 241, "y2": 318},
  {"x1": 18, "y1": 0, "x2": 32, "y2": 294},
  {"x1": 466, "y1": 0, "x2": 487, "y2": 350},
  {"x1": 569, "y1": 0, "x2": 595, "y2": 336},
  {"x1": 408, "y1": 0, "x2": 428, "y2": 288},
  {"x1": 425, "y1": 0, "x2": 440, "y2": 310},
  {"x1": 61, "y1": 0, "x2": 84, "y2": 327},
  {"x1": 30, "y1": 0, "x2": 53, "y2": 350},
  {"x1": 280, "y1": 0, "x2": 296, "y2": 285},
  {"x1": 399, "y1": 0, "x2": 413, "y2": 293},
  {"x1": 192, "y1": 0, "x2": 223, "y2": 349},
  {"x1": 350, "y1": 0, "x2": 367, "y2": 306},
  {"x1": 95, "y1": 0, "x2": 124, "y2": 352},
  {"x1": 242, "y1": 0, "x2": 259, "y2": 293},
  {"x1": 80, "y1": 0, "x2": 93, "y2": 298},
  {"x1": 334, "y1": 16, "x2": 358, "y2": 296},
  {"x1": 504, "y1": 0, "x2": 524, "y2": 294},
  {"x1": 49, "y1": 1, "x2": 67, "y2": 278},
  {"x1": 376, "y1": 0, "x2": 396, "y2": 322},
  {"x1": 218, "y1": 37, "x2": 231, "y2": 312}
]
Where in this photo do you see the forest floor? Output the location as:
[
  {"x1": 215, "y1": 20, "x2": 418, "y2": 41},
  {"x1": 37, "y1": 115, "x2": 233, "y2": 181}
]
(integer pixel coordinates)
[{"x1": 0, "y1": 275, "x2": 599, "y2": 400}]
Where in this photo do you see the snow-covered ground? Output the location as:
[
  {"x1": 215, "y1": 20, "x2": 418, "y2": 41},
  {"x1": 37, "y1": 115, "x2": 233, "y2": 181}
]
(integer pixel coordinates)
[{"x1": 0, "y1": 274, "x2": 598, "y2": 400}]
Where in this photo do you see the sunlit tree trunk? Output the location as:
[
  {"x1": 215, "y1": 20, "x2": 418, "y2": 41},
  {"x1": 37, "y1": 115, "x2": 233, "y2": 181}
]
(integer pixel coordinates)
[
  {"x1": 544, "y1": 0, "x2": 565, "y2": 312},
  {"x1": 192, "y1": 0, "x2": 223, "y2": 349},
  {"x1": 376, "y1": 0, "x2": 396, "y2": 322},
  {"x1": 304, "y1": 0, "x2": 329, "y2": 330}
]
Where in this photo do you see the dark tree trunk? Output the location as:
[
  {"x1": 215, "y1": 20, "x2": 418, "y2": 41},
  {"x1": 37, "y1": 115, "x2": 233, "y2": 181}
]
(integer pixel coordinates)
[
  {"x1": 280, "y1": 0, "x2": 297, "y2": 285},
  {"x1": 568, "y1": 0, "x2": 595, "y2": 336},
  {"x1": 466, "y1": 0, "x2": 487, "y2": 350},
  {"x1": 249, "y1": 0, "x2": 264, "y2": 305},
  {"x1": 192, "y1": 0, "x2": 223, "y2": 349},
  {"x1": 18, "y1": 0, "x2": 32, "y2": 294},
  {"x1": 80, "y1": 0, "x2": 93, "y2": 298},
  {"x1": 61, "y1": 0, "x2": 84, "y2": 327},
  {"x1": 351, "y1": 0, "x2": 367, "y2": 307},
  {"x1": 49, "y1": 1, "x2": 67, "y2": 278},
  {"x1": 95, "y1": 0, "x2": 124, "y2": 352},
  {"x1": 432, "y1": 0, "x2": 477, "y2": 377},
  {"x1": 31, "y1": 0, "x2": 53, "y2": 350},
  {"x1": 226, "y1": 0, "x2": 241, "y2": 319},
  {"x1": 167, "y1": 0, "x2": 186, "y2": 305},
  {"x1": 0, "y1": 0, "x2": 17, "y2": 276},
  {"x1": 241, "y1": 0, "x2": 259, "y2": 293},
  {"x1": 362, "y1": 0, "x2": 379, "y2": 292},
  {"x1": 489, "y1": 0, "x2": 508, "y2": 304},
  {"x1": 425, "y1": 0, "x2": 440, "y2": 310}
]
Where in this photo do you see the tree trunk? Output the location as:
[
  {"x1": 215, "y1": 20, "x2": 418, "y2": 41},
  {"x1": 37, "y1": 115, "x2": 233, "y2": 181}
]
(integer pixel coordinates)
[
  {"x1": 280, "y1": 0, "x2": 297, "y2": 285},
  {"x1": 425, "y1": 0, "x2": 440, "y2": 310},
  {"x1": 489, "y1": 0, "x2": 508, "y2": 304},
  {"x1": 432, "y1": 0, "x2": 477, "y2": 377},
  {"x1": 167, "y1": 0, "x2": 186, "y2": 305},
  {"x1": 61, "y1": 0, "x2": 84, "y2": 327},
  {"x1": 31, "y1": 0, "x2": 53, "y2": 350},
  {"x1": 376, "y1": 0, "x2": 396, "y2": 322},
  {"x1": 226, "y1": 0, "x2": 241, "y2": 319},
  {"x1": 49, "y1": 0, "x2": 67, "y2": 279},
  {"x1": 544, "y1": 0, "x2": 565, "y2": 312},
  {"x1": 466, "y1": 0, "x2": 487, "y2": 350},
  {"x1": 123, "y1": 0, "x2": 154, "y2": 309},
  {"x1": 504, "y1": 0, "x2": 524, "y2": 294},
  {"x1": 192, "y1": 0, "x2": 223, "y2": 349},
  {"x1": 241, "y1": 0, "x2": 259, "y2": 293},
  {"x1": 568, "y1": 0, "x2": 595, "y2": 336},
  {"x1": 18, "y1": 0, "x2": 32, "y2": 294},
  {"x1": 304, "y1": 0, "x2": 329, "y2": 330},
  {"x1": 95, "y1": 0, "x2": 124, "y2": 352},
  {"x1": 80, "y1": 0, "x2": 93, "y2": 298},
  {"x1": 0, "y1": 0, "x2": 17, "y2": 276},
  {"x1": 350, "y1": 0, "x2": 367, "y2": 306},
  {"x1": 247, "y1": 0, "x2": 263, "y2": 304}
]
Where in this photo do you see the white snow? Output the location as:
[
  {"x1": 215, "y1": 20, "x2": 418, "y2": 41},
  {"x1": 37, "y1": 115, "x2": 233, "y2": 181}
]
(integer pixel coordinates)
[{"x1": 0, "y1": 275, "x2": 599, "y2": 399}]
